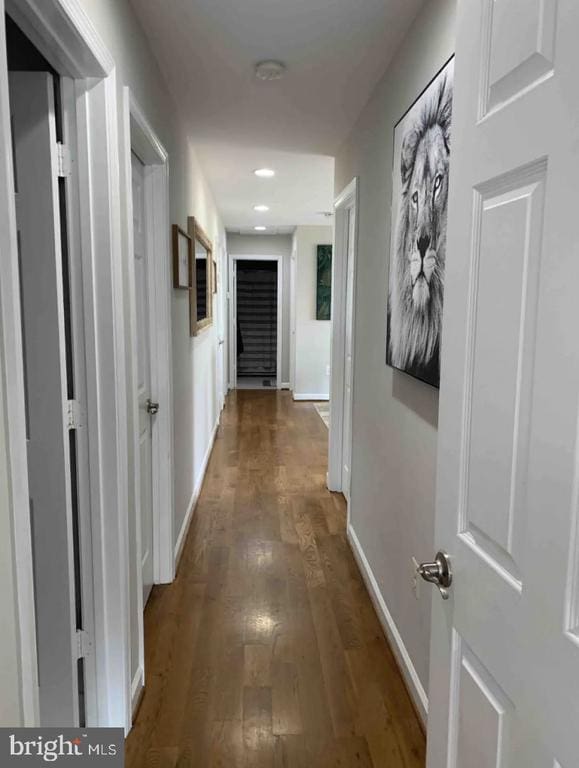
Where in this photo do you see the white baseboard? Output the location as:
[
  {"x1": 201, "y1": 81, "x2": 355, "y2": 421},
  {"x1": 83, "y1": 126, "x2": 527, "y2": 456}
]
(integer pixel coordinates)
[
  {"x1": 347, "y1": 523, "x2": 428, "y2": 725},
  {"x1": 281, "y1": 382, "x2": 291, "y2": 390},
  {"x1": 174, "y1": 418, "x2": 219, "y2": 568},
  {"x1": 130, "y1": 666, "x2": 144, "y2": 717},
  {"x1": 293, "y1": 393, "x2": 329, "y2": 401}
]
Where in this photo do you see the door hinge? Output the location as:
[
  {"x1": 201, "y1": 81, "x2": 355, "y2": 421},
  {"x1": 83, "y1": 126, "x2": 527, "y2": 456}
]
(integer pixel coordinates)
[
  {"x1": 56, "y1": 142, "x2": 71, "y2": 178},
  {"x1": 76, "y1": 629, "x2": 93, "y2": 659},
  {"x1": 66, "y1": 399, "x2": 83, "y2": 430}
]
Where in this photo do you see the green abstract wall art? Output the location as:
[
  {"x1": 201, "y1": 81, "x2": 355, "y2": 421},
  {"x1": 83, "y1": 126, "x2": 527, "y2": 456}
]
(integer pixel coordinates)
[{"x1": 316, "y1": 244, "x2": 332, "y2": 321}]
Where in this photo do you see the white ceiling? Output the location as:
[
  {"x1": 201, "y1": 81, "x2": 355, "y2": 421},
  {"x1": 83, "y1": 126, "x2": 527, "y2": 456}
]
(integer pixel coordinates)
[{"x1": 130, "y1": 0, "x2": 424, "y2": 230}]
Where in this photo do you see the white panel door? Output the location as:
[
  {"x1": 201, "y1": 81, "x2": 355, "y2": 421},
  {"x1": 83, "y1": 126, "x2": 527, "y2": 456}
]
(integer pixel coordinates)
[
  {"x1": 290, "y1": 245, "x2": 297, "y2": 391},
  {"x1": 216, "y1": 241, "x2": 224, "y2": 408},
  {"x1": 229, "y1": 258, "x2": 238, "y2": 387},
  {"x1": 342, "y1": 206, "x2": 356, "y2": 500},
  {"x1": 10, "y1": 71, "x2": 78, "y2": 725},
  {"x1": 427, "y1": 2, "x2": 579, "y2": 767},
  {"x1": 132, "y1": 153, "x2": 154, "y2": 606}
]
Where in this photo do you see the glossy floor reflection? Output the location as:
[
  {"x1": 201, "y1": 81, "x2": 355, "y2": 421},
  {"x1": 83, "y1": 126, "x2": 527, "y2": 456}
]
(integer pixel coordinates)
[{"x1": 126, "y1": 390, "x2": 425, "y2": 768}]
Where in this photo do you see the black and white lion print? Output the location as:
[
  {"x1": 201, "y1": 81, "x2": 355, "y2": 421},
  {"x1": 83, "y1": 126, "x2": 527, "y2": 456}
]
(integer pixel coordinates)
[{"x1": 387, "y1": 62, "x2": 453, "y2": 388}]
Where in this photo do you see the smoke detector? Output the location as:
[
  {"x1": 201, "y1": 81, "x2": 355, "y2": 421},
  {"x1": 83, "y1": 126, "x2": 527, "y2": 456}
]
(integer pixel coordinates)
[{"x1": 255, "y1": 60, "x2": 287, "y2": 81}]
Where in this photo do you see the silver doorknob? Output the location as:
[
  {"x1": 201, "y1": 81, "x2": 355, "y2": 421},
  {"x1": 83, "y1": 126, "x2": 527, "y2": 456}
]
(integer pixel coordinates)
[
  {"x1": 146, "y1": 399, "x2": 159, "y2": 415},
  {"x1": 417, "y1": 551, "x2": 452, "y2": 600}
]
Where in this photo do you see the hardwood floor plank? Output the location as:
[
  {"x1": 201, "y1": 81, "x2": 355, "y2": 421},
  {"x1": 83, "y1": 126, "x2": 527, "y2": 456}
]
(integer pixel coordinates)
[
  {"x1": 243, "y1": 687, "x2": 275, "y2": 766},
  {"x1": 292, "y1": 499, "x2": 326, "y2": 589},
  {"x1": 209, "y1": 720, "x2": 244, "y2": 768},
  {"x1": 272, "y1": 660, "x2": 302, "y2": 736},
  {"x1": 125, "y1": 391, "x2": 425, "y2": 768},
  {"x1": 273, "y1": 735, "x2": 308, "y2": 768},
  {"x1": 308, "y1": 585, "x2": 357, "y2": 738},
  {"x1": 245, "y1": 645, "x2": 272, "y2": 687},
  {"x1": 142, "y1": 747, "x2": 179, "y2": 768}
]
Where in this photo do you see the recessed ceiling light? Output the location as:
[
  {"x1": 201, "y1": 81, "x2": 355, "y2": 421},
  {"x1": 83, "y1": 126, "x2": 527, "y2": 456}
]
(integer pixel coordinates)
[
  {"x1": 254, "y1": 168, "x2": 275, "y2": 178},
  {"x1": 254, "y1": 226, "x2": 267, "y2": 231},
  {"x1": 253, "y1": 204, "x2": 270, "y2": 212},
  {"x1": 255, "y1": 60, "x2": 286, "y2": 81}
]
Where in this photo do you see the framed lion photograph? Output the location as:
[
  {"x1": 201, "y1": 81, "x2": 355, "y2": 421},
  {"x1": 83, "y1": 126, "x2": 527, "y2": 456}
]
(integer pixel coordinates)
[{"x1": 386, "y1": 55, "x2": 454, "y2": 388}]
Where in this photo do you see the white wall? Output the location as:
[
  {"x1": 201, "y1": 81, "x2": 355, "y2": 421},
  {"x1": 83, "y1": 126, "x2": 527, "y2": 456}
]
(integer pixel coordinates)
[
  {"x1": 335, "y1": 0, "x2": 456, "y2": 710},
  {"x1": 227, "y1": 233, "x2": 292, "y2": 385},
  {"x1": 57, "y1": 0, "x2": 225, "y2": 706},
  {"x1": 293, "y1": 225, "x2": 333, "y2": 399}
]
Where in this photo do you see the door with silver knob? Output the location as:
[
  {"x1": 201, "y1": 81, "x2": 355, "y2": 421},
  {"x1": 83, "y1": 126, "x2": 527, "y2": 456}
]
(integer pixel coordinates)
[
  {"x1": 427, "y1": 2, "x2": 579, "y2": 766},
  {"x1": 132, "y1": 152, "x2": 154, "y2": 606},
  {"x1": 417, "y1": 551, "x2": 452, "y2": 600}
]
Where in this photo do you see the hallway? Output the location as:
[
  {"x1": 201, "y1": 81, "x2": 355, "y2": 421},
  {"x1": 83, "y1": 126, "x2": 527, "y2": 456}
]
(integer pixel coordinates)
[{"x1": 126, "y1": 392, "x2": 425, "y2": 767}]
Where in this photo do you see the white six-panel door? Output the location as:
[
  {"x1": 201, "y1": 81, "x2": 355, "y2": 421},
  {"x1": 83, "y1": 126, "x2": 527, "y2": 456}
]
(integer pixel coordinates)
[
  {"x1": 132, "y1": 152, "x2": 154, "y2": 606},
  {"x1": 428, "y1": 2, "x2": 579, "y2": 766}
]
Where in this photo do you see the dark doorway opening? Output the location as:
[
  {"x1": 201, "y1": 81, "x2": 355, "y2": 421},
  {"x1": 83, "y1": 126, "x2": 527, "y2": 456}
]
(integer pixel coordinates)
[{"x1": 236, "y1": 260, "x2": 278, "y2": 388}]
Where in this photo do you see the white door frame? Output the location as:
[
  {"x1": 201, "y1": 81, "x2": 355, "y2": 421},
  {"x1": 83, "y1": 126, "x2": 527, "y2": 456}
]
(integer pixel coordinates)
[
  {"x1": 216, "y1": 234, "x2": 228, "y2": 411},
  {"x1": 289, "y1": 235, "x2": 297, "y2": 392},
  {"x1": 122, "y1": 89, "x2": 173, "y2": 712},
  {"x1": 328, "y1": 178, "x2": 359, "y2": 499},
  {"x1": 0, "y1": 0, "x2": 132, "y2": 729},
  {"x1": 228, "y1": 254, "x2": 283, "y2": 390}
]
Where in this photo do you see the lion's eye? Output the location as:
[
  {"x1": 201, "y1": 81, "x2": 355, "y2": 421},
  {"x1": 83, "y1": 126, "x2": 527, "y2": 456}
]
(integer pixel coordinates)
[
  {"x1": 433, "y1": 175, "x2": 442, "y2": 193},
  {"x1": 412, "y1": 191, "x2": 418, "y2": 206}
]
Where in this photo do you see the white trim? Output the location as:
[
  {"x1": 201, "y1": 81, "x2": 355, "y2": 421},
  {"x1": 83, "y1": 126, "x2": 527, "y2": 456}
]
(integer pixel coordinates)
[
  {"x1": 123, "y1": 91, "x2": 174, "y2": 718},
  {"x1": 228, "y1": 255, "x2": 236, "y2": 390},
  {"x1": 328, "y1": 177, "x2": 359, "y2": 496},
  {"x1": 5, "y1": 0, "x2": 114, "y2": 78},
  {"x1": 0, "y1": 6, "x2": 39, "y2": 726},
  {"x1": 0, "y1": 0, "x2": 132, "y2": 729},
  {"x1": 289, "y1": 234, "x2": 297, "y2": 392},
  {"x1": 292, "y1": 393, "x2": 330, "y2": 401},
  {"x1": 216, "y1": 235, "x2": 228, "y2": 412},
  {"x1": 348, "y1": 523, "x2": 428, "y2": 725},
  {"x1": 60, "y1": 74, "x2": 99, "y2": 727},
  {"x1": 123, "y1": 88, "x2": 174, "y2": 588},
  {"x1": 280, "y1": 382, "x2": 291, "y2": 390},
  {"x1": 75, "y1": 70, "x2": 131, "y2": 731},
  {"x1": 129, "y1": 95, "x2": 168, "y2": 165},
  {"x1": 333, "y1": 176, "x2": 359, "y2": 211},
  {"x1": 130, "y1": 667, "x2": 144, "y2": 717},
  {"x1": 229, "y1": 254, "x2": 283, "y2": 390},
  {"x1": 174, "y1": 419, "x2": 219, "y2": 568}
]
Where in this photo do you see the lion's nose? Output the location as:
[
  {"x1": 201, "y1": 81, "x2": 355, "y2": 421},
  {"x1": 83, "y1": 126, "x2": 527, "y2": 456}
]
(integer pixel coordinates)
[{"x1": 417, "y1": 233, "x2": 431, "y2": 259}]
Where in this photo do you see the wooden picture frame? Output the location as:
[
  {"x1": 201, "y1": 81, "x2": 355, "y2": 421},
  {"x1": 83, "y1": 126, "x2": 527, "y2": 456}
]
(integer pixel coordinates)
[
  {"x1": 172, "y1": 224, "x2": 192, "y2": 290},
  {"x1": 188, "y1": 216, "x2": 213, "y2": 336}
]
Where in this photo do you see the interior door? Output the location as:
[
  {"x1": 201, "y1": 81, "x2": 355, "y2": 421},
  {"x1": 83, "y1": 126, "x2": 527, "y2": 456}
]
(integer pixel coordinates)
[
  {"x1": 342, "y1": 206, "x2": 356, "y2": 500},
  {"x1": 290, "y1": 244, "x2": 297, "y2": 391},
  {"x1": 229, "y1": 258, "x2": 238, "y2": 387},
  {"x1": 132, "y1": 152, "x2": 154, "y2": 606},
  {"x1": 10, "y1": 71, "x2": 78, "y2": 725},
  {"x1": 216, "y1": 241, "x2": 224, "y2": 408},
  {"x1": 427, "y1": 2, "x2": 579, "y2": 767}
]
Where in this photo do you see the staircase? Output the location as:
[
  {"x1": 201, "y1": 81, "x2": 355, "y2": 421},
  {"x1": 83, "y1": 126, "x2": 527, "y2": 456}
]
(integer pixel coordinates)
[{"x1": 237, "y1": 261, "x2": 277, "y2": 378}]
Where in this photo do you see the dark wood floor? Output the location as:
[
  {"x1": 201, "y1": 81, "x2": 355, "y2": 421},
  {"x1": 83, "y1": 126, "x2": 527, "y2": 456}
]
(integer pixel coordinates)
[{"x1": 126, "y1": 391, "x2": 425, "y2": 767}]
